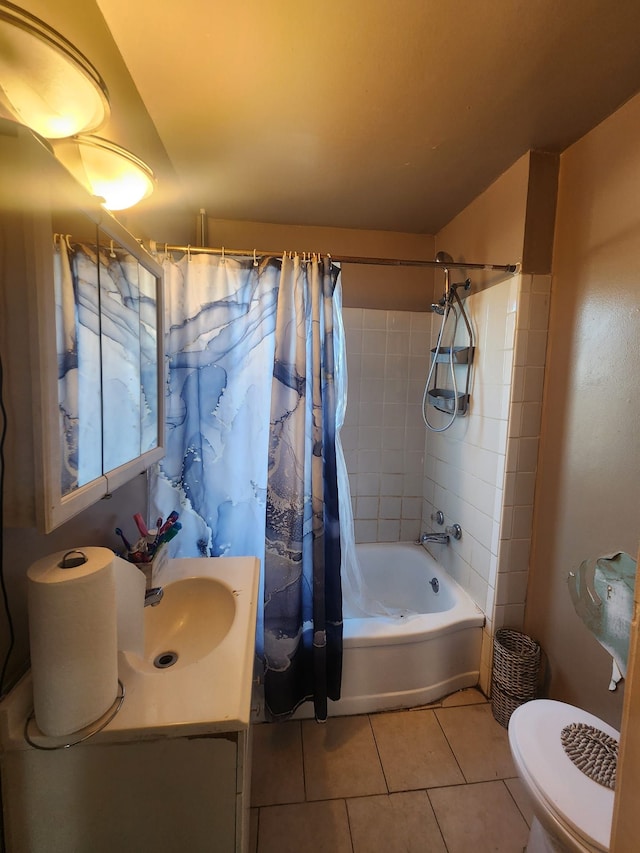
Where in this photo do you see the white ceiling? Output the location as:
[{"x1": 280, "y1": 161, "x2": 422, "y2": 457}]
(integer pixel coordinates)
[{"x1": 96, "y1": 0, "x2": 640, "y2": 234}]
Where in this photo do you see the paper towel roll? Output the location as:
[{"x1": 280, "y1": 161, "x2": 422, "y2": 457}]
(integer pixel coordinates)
[
  {"x1": 27, "y1": 547, "x2": 119, "y2": 737},
  {"x1": 113, "y1": 555, "x2": 146, "y2": 657}
]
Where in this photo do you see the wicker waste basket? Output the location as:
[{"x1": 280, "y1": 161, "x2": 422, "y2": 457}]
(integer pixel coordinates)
[{"x1": 491, "y1": 628, "x2": 541, "y2": 728}]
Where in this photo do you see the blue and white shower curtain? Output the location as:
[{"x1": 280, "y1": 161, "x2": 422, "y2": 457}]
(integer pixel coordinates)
[
  {"x1": 263, "y1": 254, "x2": 343, "y2": 720},
  {"x1": 150, "y1": 251, "x2": 343, "y2": 720}
]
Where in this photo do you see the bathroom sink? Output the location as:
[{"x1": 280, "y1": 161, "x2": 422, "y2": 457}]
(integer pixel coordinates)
[
  {"x1": 142, "y1": 577, "x2": 237, "y2": 670},
  {"x1": 111, "y1": 555, "x2": 260, "y2": 737},
  {"x1": 0, "y1": 557, "x2": 259, "y2": 747}
]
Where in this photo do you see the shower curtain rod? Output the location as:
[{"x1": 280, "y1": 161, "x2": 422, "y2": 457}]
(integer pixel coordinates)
[{"x1": 148, "y1": 241, "x2": 518, "y2": 274}]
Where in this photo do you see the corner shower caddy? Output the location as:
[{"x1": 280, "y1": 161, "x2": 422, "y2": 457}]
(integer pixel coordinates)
[{"x1": 426, "y1": 278, "x2": 475, "y2": 417}]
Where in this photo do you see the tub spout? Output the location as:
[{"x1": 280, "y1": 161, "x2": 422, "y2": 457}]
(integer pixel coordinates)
[{"x1": 420, "y1": 532, "x2": 449, "y2": 545}]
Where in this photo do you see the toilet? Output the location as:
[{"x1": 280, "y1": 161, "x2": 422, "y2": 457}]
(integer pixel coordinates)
[{"x1": 508, "y1": 699, "x2": 619, "y2": 852}]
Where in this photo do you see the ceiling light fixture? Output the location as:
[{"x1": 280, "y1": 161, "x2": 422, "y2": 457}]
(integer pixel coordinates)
[
  {"x1": 53, "y1": 134, "x2": 156, "y2": 211},
  {"x1": 0, "y1": 1, "x2": 110, "y2": 139}
]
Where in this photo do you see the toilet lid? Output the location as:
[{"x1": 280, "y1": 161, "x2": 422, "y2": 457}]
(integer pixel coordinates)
[{"x1": 509, "y1": 700, "x2": 618, "y2": 852}]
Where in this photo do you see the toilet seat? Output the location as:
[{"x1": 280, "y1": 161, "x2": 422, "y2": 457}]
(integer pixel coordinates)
[{"x1": 509, "y1": 700, "x2": 618, "y2": 852}]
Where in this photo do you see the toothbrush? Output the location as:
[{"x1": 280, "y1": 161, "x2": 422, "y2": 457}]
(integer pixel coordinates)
[
  {"x1": 115, "y1": 527, "x2": 132, "y2": 552},
  {"x1": 158, "y1": 511, "x2": 179, "y2": 536},
  {"x1": 133, "y1": 513, "x2": 149, "y2": 538},
  {"x1": 157, "y1": 523, "x2": 182, "y2": 547}
]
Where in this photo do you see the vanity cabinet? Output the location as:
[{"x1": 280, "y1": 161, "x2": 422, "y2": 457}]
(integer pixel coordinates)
[
  {"x1": 0, "y1": 119, "x2": 164, "y2": 532},
  {"x1": 0, "y1": 726, "x2": 253, "y2": 852},
  {"x1": 0, "y1": 556, "x2": 260, "y2": 853}
]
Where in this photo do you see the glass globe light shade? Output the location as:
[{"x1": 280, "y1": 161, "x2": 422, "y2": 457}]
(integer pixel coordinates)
[
  {"x1": 0, "y1": 1, "x2": 109, "y2": 138},
  {"x1": 54, "y1": 135, "x2": 156, "y2": 211}
]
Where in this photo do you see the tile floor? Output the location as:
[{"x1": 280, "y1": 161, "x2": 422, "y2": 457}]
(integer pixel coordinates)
[{"x1": 249, "y1": 689, "x2": 533, "y2": 853}]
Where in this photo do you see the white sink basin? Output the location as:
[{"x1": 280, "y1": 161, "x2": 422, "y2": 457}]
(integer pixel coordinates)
[
  {"x1": 114, "y1": 555, "x2": 259, "y2": 738},
  {"x1": 143, "y1": 577, "x2": 236, "y2": 670}
]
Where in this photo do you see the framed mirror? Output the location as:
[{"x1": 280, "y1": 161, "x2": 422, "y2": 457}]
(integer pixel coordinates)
[
  {"x1": 0, "y1": 119, "x2": 164, "y2": 533},
  {"x1": 47, "y1": 213, "x2": 164, "y2": 530}
]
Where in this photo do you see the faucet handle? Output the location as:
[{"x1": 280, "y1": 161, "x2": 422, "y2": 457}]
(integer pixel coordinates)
[
  {"x1": 431, "y1": 510, "x2": 445, "y2": 526},
  {"x1": 144, "y1": 587, "x2": 164, "y2": 607},
  {"x1": 445, "y1": 523, "x2": 462, "y2": 540}
]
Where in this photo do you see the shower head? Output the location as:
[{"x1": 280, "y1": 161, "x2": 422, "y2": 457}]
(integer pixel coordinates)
[
  {"x1": 430, "y1": 303, "x2": 446, "y2": 315},
  {"x1": 435, "y1": 250, "x2": 454, "y2": 266}
]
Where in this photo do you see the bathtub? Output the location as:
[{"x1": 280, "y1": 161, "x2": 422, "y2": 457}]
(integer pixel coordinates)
[{"x1": 332, "y1": 541, "x2": 485, "y2": 715}]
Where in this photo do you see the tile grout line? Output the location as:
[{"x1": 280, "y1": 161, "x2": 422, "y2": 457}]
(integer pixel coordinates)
[
  {"x1": 424, "y1": 787, "x2": 451, "y2": 853},
  {"x1": 299, "y1": 720, "x2": 308, "y2": 802},
  {"x1": 366, "y1": 712, "x2": 391, "y2": 794},
  {"x1": 343, "y1": 797, "x2": 356, "y2": 853},
  {"x1": 256, "y1": 776, "x2": 497, "y2": 811},
  {"x1": 432, "y1": 706, "x2": 468, "y2": 784},
  {"x1": 502, "y1": 777, "x2": 532, "y2": 829}
]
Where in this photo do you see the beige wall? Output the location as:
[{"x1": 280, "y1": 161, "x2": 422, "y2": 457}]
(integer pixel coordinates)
[
  {"x1": 205, "y1": 218, "x2": 435, "y2": 311},
  {"x1": 526, "y1": 92, "x2": 640, "y2": 729},
  {"x1": 436, "y1": 151, "x2": 529, "y2": 286}
]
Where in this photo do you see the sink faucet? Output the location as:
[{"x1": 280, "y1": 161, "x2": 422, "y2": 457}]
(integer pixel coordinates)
[
  {"x1": 144, "y1": 587, "x2": 164, "y2": 607},
  {"x1": 420, "y1": 532, "x2": 450, "y2": 545}
]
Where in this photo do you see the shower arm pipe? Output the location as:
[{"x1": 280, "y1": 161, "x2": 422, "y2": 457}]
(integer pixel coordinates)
[{"x1": 147, "y1": 241, "x2": 518, "y2": 273}]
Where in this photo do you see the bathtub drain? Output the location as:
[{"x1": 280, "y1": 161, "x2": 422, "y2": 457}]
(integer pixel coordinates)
[{"x1": 153, "y1": 651, "x2": 179, "y2": 669}]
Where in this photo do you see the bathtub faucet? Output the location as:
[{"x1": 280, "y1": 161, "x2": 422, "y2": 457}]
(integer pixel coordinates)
[{"x1": 420, "y1": 532, "x2": 449, "y2": 545}]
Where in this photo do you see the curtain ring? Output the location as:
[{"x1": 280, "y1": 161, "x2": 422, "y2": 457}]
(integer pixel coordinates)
[
  {"x1": 65, "y1": 234, "x2": 74, "y2": 252},
  {"x1": 253, "y1": 249, "x2": 258, "y2": 267},
  {"x1": 109, "y1": 240, "x2": 116, "y2": 258},
  {"x1": 187, "y1": 244, "x2": 192, "y2": 263},
  {"x1": 221, "y1": 246, "x2": 225, "y2": 264}
]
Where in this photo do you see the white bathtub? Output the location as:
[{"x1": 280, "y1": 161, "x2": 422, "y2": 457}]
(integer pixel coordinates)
[{"x1": 333, "y1": 541, "x2": 485, "y2": 715}]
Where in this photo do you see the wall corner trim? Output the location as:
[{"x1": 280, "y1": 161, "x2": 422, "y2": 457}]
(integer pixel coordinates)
[{"x1": 521, "y1": 151, "x2": 560, "y2": 275}]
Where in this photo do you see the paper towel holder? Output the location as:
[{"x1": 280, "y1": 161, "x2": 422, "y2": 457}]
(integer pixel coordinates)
[
  {"x1": 58, "y1": 549, "x2": 88, "y2": 569},
  {"x1": 24, "y1": 679, "x2": 126, "y2": 751}
]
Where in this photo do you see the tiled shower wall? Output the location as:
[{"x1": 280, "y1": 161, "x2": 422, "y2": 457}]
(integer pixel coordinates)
[
  {"x1": 340, "y1": 276, "x2": 551, "y2": 695},
  {"x1": 421, "y1": 274, "x2": 551, "y2": 692},
  {"x1": 341, "y1": 308, "x2": 432, "y2": 543},
  {"x1": 421, "y1": 277, "x2": 518, "y2": 617}
]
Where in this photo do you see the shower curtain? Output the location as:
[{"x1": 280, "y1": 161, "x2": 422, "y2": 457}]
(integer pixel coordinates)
[{"x1": 150, "y1": 251, "x2": 343, "y2": 720}]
